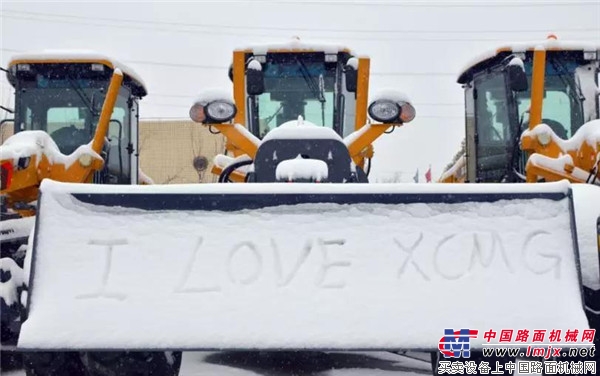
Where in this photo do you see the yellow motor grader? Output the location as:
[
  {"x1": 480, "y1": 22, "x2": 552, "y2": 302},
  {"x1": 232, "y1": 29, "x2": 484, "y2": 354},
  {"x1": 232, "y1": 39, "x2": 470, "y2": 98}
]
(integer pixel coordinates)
[
  {"x1": 439, "y1": 36, "x2": 600, "y2": 369},
  {"x1": 0, "y1": 53, "x2": 182, "y2": 375}
]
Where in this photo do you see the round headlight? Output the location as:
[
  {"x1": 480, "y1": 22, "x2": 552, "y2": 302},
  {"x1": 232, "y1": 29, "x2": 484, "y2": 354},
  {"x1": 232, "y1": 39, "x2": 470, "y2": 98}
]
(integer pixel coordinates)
[
  {"x1": 399, "y1": 102, "x2": 416, "y2": 123},
  {"x1": 368, "y1": 100, "x2": 400, "y2": 123},
  {"x1": 205, "y1": 101, "x2": 237, "y2": 123},
  {"x1": 189, "y1": 103, "x2": 206, "y2": 123}
]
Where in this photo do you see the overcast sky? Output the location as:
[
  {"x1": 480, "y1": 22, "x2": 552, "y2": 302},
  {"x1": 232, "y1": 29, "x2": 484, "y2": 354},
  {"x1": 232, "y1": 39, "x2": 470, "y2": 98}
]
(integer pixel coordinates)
[{"x1": 1, "y1": 0, "x2": 598, "y2": 181}]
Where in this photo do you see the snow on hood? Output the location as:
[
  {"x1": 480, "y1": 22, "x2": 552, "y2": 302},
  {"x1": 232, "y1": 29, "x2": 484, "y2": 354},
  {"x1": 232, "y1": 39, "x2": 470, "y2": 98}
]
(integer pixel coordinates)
[
  {"x1": 262, "y1": 117, "x2": 342, "y2": 142},
  {"x1": 521, "y1": 119, "x2": 600, "y2": 153},
  {"x1": 0, "y1": 130, "x2": 102, "y2": 169},
  {"x1": 9, "y1": 50, "x2": 147, "y2": 92}
]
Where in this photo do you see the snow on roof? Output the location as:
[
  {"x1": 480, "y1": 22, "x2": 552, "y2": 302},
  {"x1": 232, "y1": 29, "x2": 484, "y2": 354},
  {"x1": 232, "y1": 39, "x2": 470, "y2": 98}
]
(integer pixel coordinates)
[
  {"x1": 8, "y1": 50, "x2": 146, "y2": 93},
  {"x1": 0, "y1": 130, "x2": 103, "y2": 170},
  {"x1": 262, "y1": 117, "x2": 343, "y2": 142},
  {"x1": 457, "y1": 39, "x2": 600, "y2": 83},
  {"x1": 239, "y1": 38, "x2": 353, "y2": 55}
]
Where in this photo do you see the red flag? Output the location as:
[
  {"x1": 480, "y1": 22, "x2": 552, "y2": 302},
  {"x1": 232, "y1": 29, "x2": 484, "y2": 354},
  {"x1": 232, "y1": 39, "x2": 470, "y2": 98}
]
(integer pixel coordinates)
[{"x1": 425, "y1": 166, "x2": 432, "y2": 183}]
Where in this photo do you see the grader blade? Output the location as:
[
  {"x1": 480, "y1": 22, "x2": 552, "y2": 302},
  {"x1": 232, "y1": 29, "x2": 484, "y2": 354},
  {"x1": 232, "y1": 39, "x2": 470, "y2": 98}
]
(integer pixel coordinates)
[{"x1": 19, "y1": 179, "x2": 589, "y2": 351}]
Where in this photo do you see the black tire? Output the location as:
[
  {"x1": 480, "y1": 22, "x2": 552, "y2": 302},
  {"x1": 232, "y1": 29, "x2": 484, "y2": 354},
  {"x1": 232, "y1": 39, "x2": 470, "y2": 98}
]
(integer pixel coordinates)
[
  {"x1": 0, "y1": 351, "x2": 22, "y2": 371},
  {"x1": 81, "y1": 351, "x2": 182, "y2": 376},
  {"x1": 23, "y1": 352, "x2": 87, "y2": 376}
]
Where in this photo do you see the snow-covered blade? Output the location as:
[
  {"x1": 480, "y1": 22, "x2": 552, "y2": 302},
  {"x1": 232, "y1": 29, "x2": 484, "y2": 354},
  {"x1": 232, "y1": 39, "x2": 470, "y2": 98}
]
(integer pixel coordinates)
[{"x1": 19, "y1": 180, "x2": 589, "y2": 351}]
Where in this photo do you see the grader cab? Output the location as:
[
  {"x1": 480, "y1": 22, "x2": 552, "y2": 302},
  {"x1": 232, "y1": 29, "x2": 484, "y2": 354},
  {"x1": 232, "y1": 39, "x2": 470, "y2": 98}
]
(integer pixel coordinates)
[
  {"x1": 0, "y1": 52, "x2": 147, "y2": 350},
  {"x1": 441, "y1": 37, "x2": 600, "y2": 354}
]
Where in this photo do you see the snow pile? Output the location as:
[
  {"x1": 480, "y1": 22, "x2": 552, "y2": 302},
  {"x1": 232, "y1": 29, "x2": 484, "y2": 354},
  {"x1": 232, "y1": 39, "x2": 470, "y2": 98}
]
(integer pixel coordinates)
[
  {"x1": 0, "y1": 257, "x2": 25, "y2": 306},
  {"x1": 19, "y1": 180, "x2": 589, "y2": 350},
  {"x1": 275, "y1": 155, "x2": 328, "y2": 182},
  {"x1": 9, "y1": 50, "x2": 146, "y2": 90},
  {"x1": 0, "y1": 130, "x2": 102, "y2": 170},
  {"x1": 192, "y1": 88, "x2": 234, "y2": 107},
  {"x1": 262, "y1": 117, "x2": 342, "y2": 142}
]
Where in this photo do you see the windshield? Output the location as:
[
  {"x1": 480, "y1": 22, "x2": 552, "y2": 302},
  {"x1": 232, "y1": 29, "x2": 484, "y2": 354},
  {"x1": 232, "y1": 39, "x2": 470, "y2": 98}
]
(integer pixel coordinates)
[
  {"x1": 15, "y1": 75, "x2": 132, "y2": 183},
  {"x1": 515, "y1": 58, "x2": 585, "y2": 138},
  {"x1": 255, "y1": 54, "x2": 337, "y2": 138}
]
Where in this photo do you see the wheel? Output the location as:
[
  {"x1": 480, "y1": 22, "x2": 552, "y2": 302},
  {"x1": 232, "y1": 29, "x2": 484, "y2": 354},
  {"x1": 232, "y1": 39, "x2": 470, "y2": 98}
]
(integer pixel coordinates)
[
  {"x1": 23, "y1": 352, "x2": 87, "y2": 376},
  {"x1": 81, "y1": 351, "x2": 182, "y2": 376},
  {"x1": 1, "y1": 256, "x2": 27, "y2": 347}
]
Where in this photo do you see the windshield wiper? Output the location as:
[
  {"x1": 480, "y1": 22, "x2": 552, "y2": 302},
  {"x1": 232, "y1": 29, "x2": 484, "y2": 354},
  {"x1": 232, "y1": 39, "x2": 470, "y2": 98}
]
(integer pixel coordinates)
[
  {"x1": 67, "y1": 76, "x2": 98, "y2": 117},
  {"x1": 548, "y1": 58, "x2": 584, "y2": 108},
  {"x1": 295, "y1": 58, "x2": 327, "y2": 126}
]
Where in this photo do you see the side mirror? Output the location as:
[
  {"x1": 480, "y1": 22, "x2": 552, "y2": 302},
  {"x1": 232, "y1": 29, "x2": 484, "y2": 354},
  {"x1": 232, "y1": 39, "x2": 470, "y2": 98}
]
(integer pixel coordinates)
[
  {"x1": 506, "y1": 57, "x2": 528, "y2": 92},
  {"x1": 246, "y1": 59, "x2": 264, "y2": 96},
  {"x1": 345, "y1": 57, "x2": 358, "y2": 93}
]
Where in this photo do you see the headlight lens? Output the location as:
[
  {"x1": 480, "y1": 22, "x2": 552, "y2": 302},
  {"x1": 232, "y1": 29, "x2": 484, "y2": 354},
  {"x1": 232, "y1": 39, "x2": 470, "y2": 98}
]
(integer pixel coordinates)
[
  {"x1": 189, "y1": 103, "x2": 206, "y2": 123},
  {"x1": 368, "y1": 100, "x2": 400, "y2": 123},
  {"x1": 205, "y1": 101, "x2": 237, "y2": 123},
  {"x1": 399, "y1": 102, "x2": 416, "y2": 123}
]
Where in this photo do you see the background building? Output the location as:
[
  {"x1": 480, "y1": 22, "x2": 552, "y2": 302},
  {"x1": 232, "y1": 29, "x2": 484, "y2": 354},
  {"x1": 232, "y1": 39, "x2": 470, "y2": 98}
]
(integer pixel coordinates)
[{"x1": 0, "y1": 119, "x2": 226, "y2": 184}]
